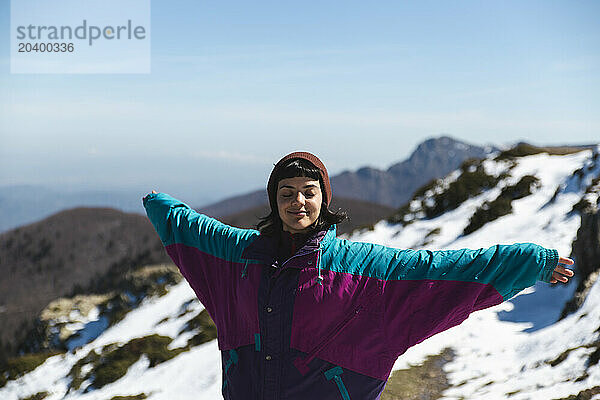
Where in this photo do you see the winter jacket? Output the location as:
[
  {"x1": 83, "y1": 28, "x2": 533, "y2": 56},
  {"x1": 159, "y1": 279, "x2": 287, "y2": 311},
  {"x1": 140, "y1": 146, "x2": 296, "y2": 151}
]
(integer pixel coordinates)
[{"x1": 143, "y1": 192, "x2": 560, "y2": 400}]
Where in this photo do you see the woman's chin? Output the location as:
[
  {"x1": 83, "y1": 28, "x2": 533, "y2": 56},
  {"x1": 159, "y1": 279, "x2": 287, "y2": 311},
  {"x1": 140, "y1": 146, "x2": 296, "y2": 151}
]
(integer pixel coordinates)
[{"x1": 283, "y1": 221, "x2": 312, "y2": 233}]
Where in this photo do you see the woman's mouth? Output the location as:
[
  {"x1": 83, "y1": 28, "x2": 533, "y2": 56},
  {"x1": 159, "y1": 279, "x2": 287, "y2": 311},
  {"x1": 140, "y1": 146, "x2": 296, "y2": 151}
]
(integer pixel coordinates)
[{"x1": 288, "y1": 210, "x2": 308, "y2": 216}]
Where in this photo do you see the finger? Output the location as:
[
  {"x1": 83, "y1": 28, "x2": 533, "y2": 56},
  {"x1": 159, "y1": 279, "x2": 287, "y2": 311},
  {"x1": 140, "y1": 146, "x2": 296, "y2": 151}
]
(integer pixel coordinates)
[
  {"x1": 559, "y1": 257, "x2": 574, "y2": 265},
  {"x1": 152, "y1": 190, "x2": 158, "y2": 194},
  {"x1": 555, "y1": 266, "x2": 574, "y2": 277},
  {"x1": 552, "y1": 272, "x2": 569, "y2": 283}
]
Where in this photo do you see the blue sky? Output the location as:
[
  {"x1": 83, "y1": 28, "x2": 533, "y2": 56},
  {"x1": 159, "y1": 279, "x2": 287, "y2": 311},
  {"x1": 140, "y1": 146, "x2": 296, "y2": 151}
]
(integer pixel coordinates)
[{"x1": 0, "y1": 0, "x2": 598, "y2": 204}]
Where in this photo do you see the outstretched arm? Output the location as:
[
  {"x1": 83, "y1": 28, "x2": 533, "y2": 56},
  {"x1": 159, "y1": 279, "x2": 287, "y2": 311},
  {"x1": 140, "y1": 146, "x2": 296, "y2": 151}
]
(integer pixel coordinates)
[
  {"x1": 142, "y1": 191, "x2": 262, "y2": 344},
  {"x1": 378, "y1": 242, "x2": 574, "y2": 357}
]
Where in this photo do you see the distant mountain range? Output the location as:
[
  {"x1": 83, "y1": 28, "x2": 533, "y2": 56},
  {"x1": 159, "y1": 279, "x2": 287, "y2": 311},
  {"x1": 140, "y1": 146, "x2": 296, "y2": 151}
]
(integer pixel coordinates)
[
  {"x1": 203, "y1": 137, "x2": 594, "y2": 232},
  {"x1": 198, "y1": 136, "x2": 497, "y2": 217},
  {"x1": 0, "y1": 136, "x2": 493, "y2": 233},
  {"x1": 332, "y1": 136, "x2": 496, "y2": 207},
  {"x1": 4, "y1": 137, "x2": 597, "y2": 236}
]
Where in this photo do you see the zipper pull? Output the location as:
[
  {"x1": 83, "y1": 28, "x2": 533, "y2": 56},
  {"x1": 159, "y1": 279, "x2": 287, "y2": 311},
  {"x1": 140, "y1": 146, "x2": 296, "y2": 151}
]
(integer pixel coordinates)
[{"x1": 316, "y1": 247, "x2": 323, "y2": 285}]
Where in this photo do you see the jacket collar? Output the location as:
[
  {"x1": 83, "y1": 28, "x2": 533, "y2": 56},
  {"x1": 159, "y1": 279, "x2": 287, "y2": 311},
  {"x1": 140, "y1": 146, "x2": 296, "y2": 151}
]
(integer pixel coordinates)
[{"x1": 242, "y1": 224, "x2": 336, "y2": 264}]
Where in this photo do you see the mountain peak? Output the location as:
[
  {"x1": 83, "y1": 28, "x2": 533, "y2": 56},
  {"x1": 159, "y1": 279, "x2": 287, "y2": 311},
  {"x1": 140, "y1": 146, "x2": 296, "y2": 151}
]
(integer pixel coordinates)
[{"x1": 407, "y1": 135, "x2": 490, "y2": 163}]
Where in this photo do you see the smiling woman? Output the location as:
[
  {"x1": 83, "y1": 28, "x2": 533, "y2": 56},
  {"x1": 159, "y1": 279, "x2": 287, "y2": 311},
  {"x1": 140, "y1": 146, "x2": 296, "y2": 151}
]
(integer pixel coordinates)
[{"x1": 142, "y1": 151, "x2": 574, "y2": 400}]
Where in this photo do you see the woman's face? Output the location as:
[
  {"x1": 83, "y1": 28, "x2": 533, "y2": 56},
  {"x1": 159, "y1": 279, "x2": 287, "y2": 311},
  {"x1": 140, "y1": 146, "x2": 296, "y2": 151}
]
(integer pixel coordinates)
[{"x1": 277, "y1": 176, "x2": 323, "y2": 234}]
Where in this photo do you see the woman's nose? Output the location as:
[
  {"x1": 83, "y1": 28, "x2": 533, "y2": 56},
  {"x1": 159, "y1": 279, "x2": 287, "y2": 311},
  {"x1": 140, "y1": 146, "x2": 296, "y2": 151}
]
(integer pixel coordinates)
[{"x1": 292, "y1": 192, "x2": 305, "y2": 205}]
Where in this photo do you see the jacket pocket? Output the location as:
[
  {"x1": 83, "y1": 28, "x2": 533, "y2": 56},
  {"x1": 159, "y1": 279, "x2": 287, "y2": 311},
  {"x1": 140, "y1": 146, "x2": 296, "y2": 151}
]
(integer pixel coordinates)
[
  {"x1": 221, "y1": 349, "x2": 239, "y2": 391},
  {"x1": 293, "y1": 305, "x2": 362, "y2": 374},
  {"x1": 324, "y1": 366, "x2": 351, "y2": 400}
]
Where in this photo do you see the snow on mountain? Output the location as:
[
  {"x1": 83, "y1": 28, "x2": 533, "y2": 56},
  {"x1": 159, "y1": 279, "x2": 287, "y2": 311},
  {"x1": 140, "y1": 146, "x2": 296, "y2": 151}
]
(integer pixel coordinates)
[
  {"x1": 1, "y1": 281, "x2": 224, "y2": 400},
  {"x1": 1, "y1": 146, "x2": 599, "y2": 400},
  {"x1": 350, "y1": 148, "x2": 600, "y2": 399}
]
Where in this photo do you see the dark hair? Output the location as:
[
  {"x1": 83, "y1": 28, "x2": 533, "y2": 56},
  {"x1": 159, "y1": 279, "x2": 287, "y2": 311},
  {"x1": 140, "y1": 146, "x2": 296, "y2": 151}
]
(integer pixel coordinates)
[{"x1": 257, "y1": 158, "x2": 347, "y2": 236}]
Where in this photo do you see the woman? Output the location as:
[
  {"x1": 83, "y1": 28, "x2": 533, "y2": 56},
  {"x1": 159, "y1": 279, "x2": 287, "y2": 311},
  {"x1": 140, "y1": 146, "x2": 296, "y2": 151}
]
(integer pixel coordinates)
[{"x1": 143, "y1": 151, "x2": 574, "y2": 400}]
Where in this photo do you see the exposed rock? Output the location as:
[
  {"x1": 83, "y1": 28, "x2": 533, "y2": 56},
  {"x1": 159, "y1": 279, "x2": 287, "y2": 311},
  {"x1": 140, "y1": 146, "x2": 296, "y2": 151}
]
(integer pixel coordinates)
[
  {"x1": 560, "y1": 209, "x2": 600, "y2": 319},
  {"x1": 41, "y1": 294, "x2": 113, "y2": 322},
  {"x1": 560, "y1": 150, "x2": 600, "y2": 319},
  {"x1": 463, "y1": 175, "x2": 540, "y2": 235}
]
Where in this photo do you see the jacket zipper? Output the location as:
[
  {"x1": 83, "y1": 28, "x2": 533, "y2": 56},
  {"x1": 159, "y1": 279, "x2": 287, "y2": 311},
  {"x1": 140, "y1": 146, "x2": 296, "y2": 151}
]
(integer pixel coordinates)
[
  {"x1": 272, "y1": 249, "x2": 319, "y2": 280},
  {"x1": 280, "y1": 249, "x2": 318, "y2": 268}
]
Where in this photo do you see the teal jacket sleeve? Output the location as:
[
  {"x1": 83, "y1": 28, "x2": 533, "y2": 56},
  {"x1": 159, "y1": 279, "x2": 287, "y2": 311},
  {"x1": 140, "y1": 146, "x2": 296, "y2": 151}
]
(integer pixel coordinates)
[
  {"x1": 396, "y1": 243, "x2": 560, "y2": 299},
  {"x1": 142, "y1": 192, "x2": 258, "y2": 262},
  {"x1": 379, "y1": 243, "x2": 559, "y2": 356}
]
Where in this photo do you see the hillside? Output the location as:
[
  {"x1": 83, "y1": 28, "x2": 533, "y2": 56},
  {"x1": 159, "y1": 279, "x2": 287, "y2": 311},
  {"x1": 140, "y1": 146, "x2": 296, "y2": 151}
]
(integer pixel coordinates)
[
  {"x1": 351, "y1": 144, "x2": 600, "y2": 399},
  {"x1": 1, "y1": 143, "x2": 599, "y2": 400},
  {"x1": 0, "y1": 208, "x2": 170, "y2": 357}
]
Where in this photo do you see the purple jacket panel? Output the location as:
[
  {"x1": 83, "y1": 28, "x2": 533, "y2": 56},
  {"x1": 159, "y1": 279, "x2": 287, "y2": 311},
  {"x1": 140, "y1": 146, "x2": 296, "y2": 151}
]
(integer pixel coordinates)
[
  {"x1": 382, "y1": 279, "x2": 504, "y2": 356},
  {"x1": 290, "y1": 268, "x2": 504, "y2": 381},
  {"x1": 291, "y1": 267, "x2": 391, "y2": 380},
  {"x1": 166, "y1": 242, "x2": 261, "y2": 350}
]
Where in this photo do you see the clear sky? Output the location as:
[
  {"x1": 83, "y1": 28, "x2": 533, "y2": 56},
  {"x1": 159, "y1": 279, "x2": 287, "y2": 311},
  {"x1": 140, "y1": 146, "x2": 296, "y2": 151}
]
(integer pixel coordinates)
[{"x1": 0, "y1": 0, "x2": 598, "y2": 204}]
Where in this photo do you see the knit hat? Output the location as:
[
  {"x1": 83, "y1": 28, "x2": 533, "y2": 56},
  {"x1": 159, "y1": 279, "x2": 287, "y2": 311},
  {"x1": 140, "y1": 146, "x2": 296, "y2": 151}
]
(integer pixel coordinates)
[{"x1": 267, "y1": 151, "x2": 332, "y2": 211}]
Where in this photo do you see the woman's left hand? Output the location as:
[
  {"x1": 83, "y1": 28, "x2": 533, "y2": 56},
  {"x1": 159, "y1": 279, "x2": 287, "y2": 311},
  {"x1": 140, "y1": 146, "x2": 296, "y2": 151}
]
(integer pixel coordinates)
[{"x1": 550, "y1": 256, "x2": 575, "y2": 284}]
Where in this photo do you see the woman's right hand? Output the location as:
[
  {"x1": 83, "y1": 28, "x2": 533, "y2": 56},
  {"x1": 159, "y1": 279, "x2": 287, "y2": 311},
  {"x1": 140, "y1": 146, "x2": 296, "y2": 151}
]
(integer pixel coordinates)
[
  {"x1": 143, "y1": 190, "x2": 158, "y2": 202},
  {"x1": 550, "y1": 256, "x2": 575, "y2": 284}
]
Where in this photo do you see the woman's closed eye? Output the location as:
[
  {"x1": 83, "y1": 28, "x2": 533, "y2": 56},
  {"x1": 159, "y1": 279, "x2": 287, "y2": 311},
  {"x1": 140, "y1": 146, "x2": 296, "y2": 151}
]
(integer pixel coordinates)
[{"x1": 281, "y1": 191, "x2": 315, "y2": 199}]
